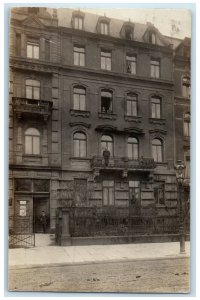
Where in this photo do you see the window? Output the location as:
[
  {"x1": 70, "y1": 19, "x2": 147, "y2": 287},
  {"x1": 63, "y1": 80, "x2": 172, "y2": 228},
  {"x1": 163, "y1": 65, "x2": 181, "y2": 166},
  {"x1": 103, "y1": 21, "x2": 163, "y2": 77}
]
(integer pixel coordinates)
[
  {"x1": 126, "y1": 93, "x2": 138, "y2": 116},
  {"x1": 183, "y1": 112, "x2": 190, "y2": 137},
  {"x1": 101, "y1": 90, "x2": 113, "y2": 113},
  {"x1": 101, "y1": 50, "x2": 111, "y2": 70},
  {"x1": 152, "y1": 138, "x2": 163, "y2": 162},
  {"x1": 74, "y1": 16, "x2": 83, "y2": 30},
  {"x1": 101, "y1": 135, "x2": 113, "y2": 156},
  {"x1": 150, "y1": 59, "x2": 160, "y2": 78},
  {"x1": 74, "y1": 46, "x2": 85, "y2": 67},
  {"x1": 25, "y1": 79, "x2": 40, "y2": 100},
  {"x1": 103, "y1": 180, "x2": 114, "y2": 206},
  {"x1": 73, "y1": 132, "x2": 87, "y2": 157},
  {"x1": 154, "y1": 183, "x2": 165, "y2": 205},
  {"x1": 19, "y1": 201, "x2": 27, "y2": 217},
  {"x1": 27, "y1": 42, "x2": 39, "y2": 59},
  {"x1": 127, "y1": 137, "x2": 139, "y2": 159},
  {"x1": 151, "y1": 97, "x2": 161, "y2": 119},
  {"x1": 129, "y1": 181, "x2": 140, "y2": 208},
  {"x1": 149, "y1": 32, "x2": 156, "y2": 44},
  {"x1": 73, "y1": 86, "x2": 86, "y2": 110},
  {"x1": 182, "y1": 76, "x2": 190, "y2": 98},
  {"x1": 16, "y1": 33, "x2": 21, "y2": 56},
  {"x1": 100, "y1": 22, "x2": 109, "y2": 35},
  {"x1": 126, "y1": 55, "x2": 136, "y2": 74},
  {"x1": 125, "y1": 27, "x2": 133, "y2": 40},
  {"x1": 185, "y1": 158, "x2": 190, "y2": 179},
  {"x1": 25, "y1": 128, "x2": 40, "y2": 155},
  {"x1": 45, "y1": 39, "x2": 50, "y2": 61},
  {"x1": 74, "y1": 179, "x2": 87, "y2": 204}
]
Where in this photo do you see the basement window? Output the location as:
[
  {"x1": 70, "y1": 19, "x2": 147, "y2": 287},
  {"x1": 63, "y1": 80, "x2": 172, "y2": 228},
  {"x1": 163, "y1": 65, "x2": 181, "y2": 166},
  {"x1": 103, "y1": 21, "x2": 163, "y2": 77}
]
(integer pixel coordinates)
[{"x1": 101, "y1": 90, "x2": 113, "y2": 113}]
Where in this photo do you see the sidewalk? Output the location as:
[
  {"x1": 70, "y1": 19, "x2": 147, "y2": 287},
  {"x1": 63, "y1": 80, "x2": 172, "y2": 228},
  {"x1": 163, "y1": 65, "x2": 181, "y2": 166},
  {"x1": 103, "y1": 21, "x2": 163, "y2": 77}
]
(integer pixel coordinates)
[{"x1": 8, "y1": 241, "x2": 190, "y2": 269}]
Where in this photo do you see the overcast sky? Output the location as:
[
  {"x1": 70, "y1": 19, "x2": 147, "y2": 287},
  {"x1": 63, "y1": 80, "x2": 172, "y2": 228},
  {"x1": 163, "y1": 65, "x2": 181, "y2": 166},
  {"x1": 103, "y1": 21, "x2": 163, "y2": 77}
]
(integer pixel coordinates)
[{"x1": 82, "y1": 8, "x2": 191, "y2": 39}]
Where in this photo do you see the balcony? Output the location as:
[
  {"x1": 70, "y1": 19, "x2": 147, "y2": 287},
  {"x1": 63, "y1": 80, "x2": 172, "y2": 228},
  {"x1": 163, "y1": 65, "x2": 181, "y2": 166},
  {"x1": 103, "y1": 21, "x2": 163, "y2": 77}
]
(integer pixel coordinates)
[
  {"x1": 91, "y1": 156, "x2": 156, "y2": 177},
  {"x1": 13, "y1": 97, "x2": 53, "y2": 121}
]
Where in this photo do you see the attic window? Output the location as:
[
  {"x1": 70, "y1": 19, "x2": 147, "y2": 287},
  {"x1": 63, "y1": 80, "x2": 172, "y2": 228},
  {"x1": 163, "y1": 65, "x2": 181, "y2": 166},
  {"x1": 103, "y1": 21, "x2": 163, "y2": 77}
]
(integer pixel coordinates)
[
  {"x1": 101, "y1": 90, "x2": 113, "y2": 113},
  {"x1": 149, "y1": 32, "x2": 156, "y2": 44},
  {"x1": 28, "y1": 7, "x2": 39, "y2": 14},
  {"x1": 125, "y1": 27, "x2": 133, "y2": 40},
  {"x1": 100, "y1": 22, "x2": 109, "y2": 35},
  {"x1": 72, "y1": 11, "x2": 85, "y2": 30}
]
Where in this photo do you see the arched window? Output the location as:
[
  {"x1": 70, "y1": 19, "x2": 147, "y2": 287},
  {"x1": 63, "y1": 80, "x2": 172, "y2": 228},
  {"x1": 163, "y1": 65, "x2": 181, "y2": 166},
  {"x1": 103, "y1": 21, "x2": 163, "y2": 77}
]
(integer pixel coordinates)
[
  {"x1": 152, "y1": 138, "x2": 163, "y2": 162},
  {"x1": 73, "y1": 86, "x2": 86, "y2": 110},
  {"x1": 126, "y1": 93, "x2": 138, "y2": 116},
  {"x1": 25, "y1": 128, "x2": 40, "y2": 155},
  {"x1": 183, "y1": 112, "x2": 190, "y2": 137},
  {"x1": 101, "y1": 135, "x2": 113, "y2": 156},
  {"x1": 127, "y1": 137, "x2": 139, "y2": 159},
  {"x1": 26, "y1": 79, "x2": 40, "y2": 100},
  {"x1": 73, "y1": 132, "x2": 87, "y2": 157},
  {"x1": 101, "y1": 89, "x2": 113, "y2": 113}
]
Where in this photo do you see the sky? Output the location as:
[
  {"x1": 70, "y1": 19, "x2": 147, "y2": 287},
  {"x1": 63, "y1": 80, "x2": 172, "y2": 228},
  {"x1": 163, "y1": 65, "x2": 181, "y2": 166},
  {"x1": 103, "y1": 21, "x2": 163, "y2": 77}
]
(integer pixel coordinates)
[{"x1": 82, "y1": 8, "x2": 191, "y2": 39}]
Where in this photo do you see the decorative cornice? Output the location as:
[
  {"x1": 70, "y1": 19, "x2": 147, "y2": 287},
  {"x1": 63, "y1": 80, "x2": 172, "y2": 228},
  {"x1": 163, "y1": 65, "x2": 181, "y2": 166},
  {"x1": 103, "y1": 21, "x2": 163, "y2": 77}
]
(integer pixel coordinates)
[
  {"x1": 124, "y1": 127, "x2": 144, "y2": 135},
  {"x1": 149, "y1": 129, "x2": 167, "y2": 135},
  {"x1": 69, "y1": 122, "x2": 91, "y2": 129},
  {"x1": 95, "y1": 125, "x2": 118, "y2": 133},
  {"x1": 70, "y1": 109, "x2": 90, "y2": 118},
  {"x1": 124, "y1": 115, "x2": 142, "y2": 123},
  {"x1": 149, "y1": 118, "x2": 166, "y2": 125},
  {"x1": 98, "y1": 112, "x2": 117, "y2": 120}
]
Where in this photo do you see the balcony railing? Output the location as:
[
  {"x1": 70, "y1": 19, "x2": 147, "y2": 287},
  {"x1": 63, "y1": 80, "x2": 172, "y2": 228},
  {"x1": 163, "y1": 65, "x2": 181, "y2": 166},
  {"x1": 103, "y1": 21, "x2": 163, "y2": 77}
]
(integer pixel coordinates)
[
  {"x1": 91, "y1": 156, "x2": 156, "y2": 175},
  {"x1": 13, "y1": 97, "x2": 53, "y2": 120}
]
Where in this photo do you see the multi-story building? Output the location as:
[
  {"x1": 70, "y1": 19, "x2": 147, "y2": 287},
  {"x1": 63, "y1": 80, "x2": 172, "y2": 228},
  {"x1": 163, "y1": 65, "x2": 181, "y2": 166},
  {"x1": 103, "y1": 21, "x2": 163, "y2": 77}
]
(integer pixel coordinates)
[{"x1": 9, "y1": 7, "x2": 190, "y2": 245}]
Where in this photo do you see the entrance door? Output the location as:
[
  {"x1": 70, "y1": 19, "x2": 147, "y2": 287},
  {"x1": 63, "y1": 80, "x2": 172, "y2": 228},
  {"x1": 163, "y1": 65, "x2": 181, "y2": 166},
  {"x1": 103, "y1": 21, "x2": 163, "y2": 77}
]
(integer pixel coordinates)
[{"x1": 33, "y1": 197, "x2": 50, "y2": 233}]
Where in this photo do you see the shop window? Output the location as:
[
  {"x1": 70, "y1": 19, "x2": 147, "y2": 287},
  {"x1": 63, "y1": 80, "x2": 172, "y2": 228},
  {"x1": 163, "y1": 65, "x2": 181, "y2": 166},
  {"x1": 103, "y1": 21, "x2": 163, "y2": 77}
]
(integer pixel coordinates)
[
  {"x1": 19, "y1": 201, "x2": 27, "y2": 217},
  {"x1": 151, "y1": 97, "x2": 161, "y2": 119},
  {"x1": 101, "y1": 135, "x2": 113, "y2": 156},
  {"x1": 25, "y1": 128, "x2": 40, "y2": 155},
  {"x1": 152, "y1": 138, "x2": 163, "y2": 163},
  {"x1": 34, "y1": 179, "x2": 49, "y2": 192},
  {"x1": 73, "y1": 86, "x2": 86, "y2": 110},
  {"x1": 103, "y1": 180, "x2": 114, "y2": 206},
  {"x1": 127, "y1": 137, "x2": 139, "y2": 159},
  {"x1": 73, "y1": 131, "x2": 87, "y2": 157},
  {"x1": 101, "y1": 90, "x2": 113, "y2": 113},
  {"x1": 74, "y1": 46, "x2": 85, "y2": 67},
  {"x1": 126, "y1": 93, "x2": 137, "y2": 116},
  {"x1": 100, "y1": 22, "x2": 109, "y2": 35},
  {"x1": 126, "y1": 55, "x2": 136, "y2": 74},
  {"x1": 101, "y1": 50, "x2": 111, "y2": 70},
  {"x1": 150, "y1": 59, "x2": 160, "y2": 78},
  {"x1": 183, "y1": 112, "x2": 190, "y2": 137},
  {"x1": 154, "y1": 183, "x2": 165, "y2": 205},
  {"x1": 27, "y1": 42, "x2": 39, "y2": 59},
  {"x1": 25, "y1": 79, "x2": 40, "y2": 100},
  {"x1": 15, "y1": 179, "x2": 32, "y2": 192}
]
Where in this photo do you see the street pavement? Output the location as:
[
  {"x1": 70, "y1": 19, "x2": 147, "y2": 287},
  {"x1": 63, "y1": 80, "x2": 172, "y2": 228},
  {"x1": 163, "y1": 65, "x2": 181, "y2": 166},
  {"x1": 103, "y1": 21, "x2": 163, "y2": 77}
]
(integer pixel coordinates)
[{"x1": 8, "y1": 235, "x2": 190, "y2": 269}]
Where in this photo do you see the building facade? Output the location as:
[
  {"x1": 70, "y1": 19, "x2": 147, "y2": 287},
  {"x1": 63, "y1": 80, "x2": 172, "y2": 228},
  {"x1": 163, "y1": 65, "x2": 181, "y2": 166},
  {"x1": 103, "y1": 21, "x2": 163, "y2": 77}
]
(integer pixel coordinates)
[{"x1": 9, "y1": 7, "x2": 190, "y2": 243}]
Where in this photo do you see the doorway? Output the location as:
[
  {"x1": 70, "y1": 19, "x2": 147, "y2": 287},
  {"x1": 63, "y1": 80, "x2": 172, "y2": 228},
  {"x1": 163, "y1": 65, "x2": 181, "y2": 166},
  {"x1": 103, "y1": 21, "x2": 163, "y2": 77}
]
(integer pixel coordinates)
[{"x1": 33, "y1": 197, "x2": 50, "y2": 233}]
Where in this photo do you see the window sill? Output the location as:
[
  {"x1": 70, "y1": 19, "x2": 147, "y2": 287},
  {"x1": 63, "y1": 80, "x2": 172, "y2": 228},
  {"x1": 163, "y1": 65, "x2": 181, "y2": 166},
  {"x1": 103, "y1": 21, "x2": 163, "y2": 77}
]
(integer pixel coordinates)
[
  {"x1": 149, "y1": 118, "x2": 166, "y2": 125},
  {"x1": 124, "y1": 115, "x2": 142, "y2": 123},
  {"x1": 70, "y1": 109, "x2": 90, "y2": 118},
  {"x1": 98, "y1": 112, "x2": 117, "y2": 120},
  {"x1": 23, "y1": 154, "x2": 42, "y2": 158}
]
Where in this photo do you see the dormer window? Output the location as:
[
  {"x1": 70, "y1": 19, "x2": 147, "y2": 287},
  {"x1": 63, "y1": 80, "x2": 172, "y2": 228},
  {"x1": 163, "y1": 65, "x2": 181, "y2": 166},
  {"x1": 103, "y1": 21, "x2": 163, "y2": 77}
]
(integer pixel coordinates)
[
  {"x1": 100, "y1": 22, "x2": 109, "y2": 35},
  {"x1": 149, "y1": 32, "x2": 156, "y2": 44},
  {"x1": 120, "y1": 22, "x2": 134, "y2": 40},
  {"x1": 72, "y1": 11, "x2": 85, "y2": 30}
]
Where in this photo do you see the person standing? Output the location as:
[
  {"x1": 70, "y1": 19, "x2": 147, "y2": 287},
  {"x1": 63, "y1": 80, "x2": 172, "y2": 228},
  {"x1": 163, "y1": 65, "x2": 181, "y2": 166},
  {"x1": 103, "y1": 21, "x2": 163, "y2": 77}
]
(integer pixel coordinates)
[{"x1": 40, "y1": 211, "x2": 47, "y2": 233}]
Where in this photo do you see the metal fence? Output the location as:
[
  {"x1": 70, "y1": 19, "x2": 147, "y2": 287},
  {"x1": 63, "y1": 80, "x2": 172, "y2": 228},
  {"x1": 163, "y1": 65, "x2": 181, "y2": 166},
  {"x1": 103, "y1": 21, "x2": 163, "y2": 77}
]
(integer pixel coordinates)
[{"x1": 9, "y1": 217, "x2": 35, "y2": 248}]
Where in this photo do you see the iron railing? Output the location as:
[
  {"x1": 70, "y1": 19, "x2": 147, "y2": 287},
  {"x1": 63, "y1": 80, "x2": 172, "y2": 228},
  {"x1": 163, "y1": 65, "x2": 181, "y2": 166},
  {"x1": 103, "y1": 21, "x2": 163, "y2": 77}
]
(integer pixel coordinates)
[{"x1": 9, "y1": 217, "x2": 35, "y2": 248}]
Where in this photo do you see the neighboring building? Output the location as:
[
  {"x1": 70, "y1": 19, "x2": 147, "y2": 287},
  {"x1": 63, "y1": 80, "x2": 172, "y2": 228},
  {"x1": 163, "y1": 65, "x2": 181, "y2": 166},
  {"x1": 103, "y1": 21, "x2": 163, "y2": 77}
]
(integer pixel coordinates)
[{"x1": 9, "y1": 7, "x2": 190, "y2": 244}]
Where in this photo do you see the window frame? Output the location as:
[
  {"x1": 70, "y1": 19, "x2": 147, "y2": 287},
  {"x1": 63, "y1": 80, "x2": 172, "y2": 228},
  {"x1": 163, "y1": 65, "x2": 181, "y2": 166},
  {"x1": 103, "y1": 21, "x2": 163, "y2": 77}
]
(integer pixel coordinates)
[
  {"x1": 24, "y1": 128, "x2": 40, "y2": 155},
  {"x1": 101, "y1": 134, "x2": 114, "y2": 157},
  {"x1": 127, "y1": 137, "x2": 139, "y2": 160},
  {"x1": 73, "y1": 131, "x2": 87, "y2": 158},
  {"x1": 100, "y1": 89, "x2": 113, "y2": 113},
  {"x1": 100, "y1": 22, "x2": 109, "y2": 35},
  {"x1": 74, "y1": 16, "x2": 84, "y2": 30},
  {"x1": 25, "y1": 79, "x2": 41, "y2": 100},
  {"x1": 102, "y1": 180, "x2": 115, "y2": 206},
  {"x1": 73, "y1": 86, "x2": 86, "y2": 111},
  {"x1": 126, "y1": 93, "x2": 138, "y2": 116},
  {"x1": 126, "y1": 55, "x2": 136, "y2": 74},
  {"x1": 183, "y1": 112, "x2": 190, "y2": 137},
  {"x1": 151, "y1": 96, "x2": 161, "y2": 119},
  {"x1": 73, "y1": 46, "x2": 85, "y2": 67},
  {"x1": 150, "y1": 59, "x2": 160, "y2": 78},
  {"x1": 101, "y1": 50, "x2": 112, "y2": 71},
  {"x1": 129, "y1": 181, "x2": 141, "y2": 207},
  {"x1": 182, "y1": 75, "x2": 190, "y2": 98},
  {"x1": 26, "y1": 41, "x2": 39, "y2": 59},
  {"x1": 152, "y1": 138, "x2": 163, "y2": 163}
]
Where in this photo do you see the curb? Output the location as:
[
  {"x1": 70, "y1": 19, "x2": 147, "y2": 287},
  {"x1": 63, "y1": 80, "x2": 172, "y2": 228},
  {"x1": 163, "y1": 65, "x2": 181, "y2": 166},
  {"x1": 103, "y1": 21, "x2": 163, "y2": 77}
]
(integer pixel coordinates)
[{"x1": 9, "y1": 254, "x2": 190, "y2": 270}]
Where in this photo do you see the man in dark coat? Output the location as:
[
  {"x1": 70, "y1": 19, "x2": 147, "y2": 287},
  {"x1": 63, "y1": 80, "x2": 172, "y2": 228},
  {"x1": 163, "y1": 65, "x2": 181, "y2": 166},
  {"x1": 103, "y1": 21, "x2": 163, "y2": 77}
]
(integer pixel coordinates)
[{"x1": 40, "y1": 211, "x2": 47, "y2": 233}]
